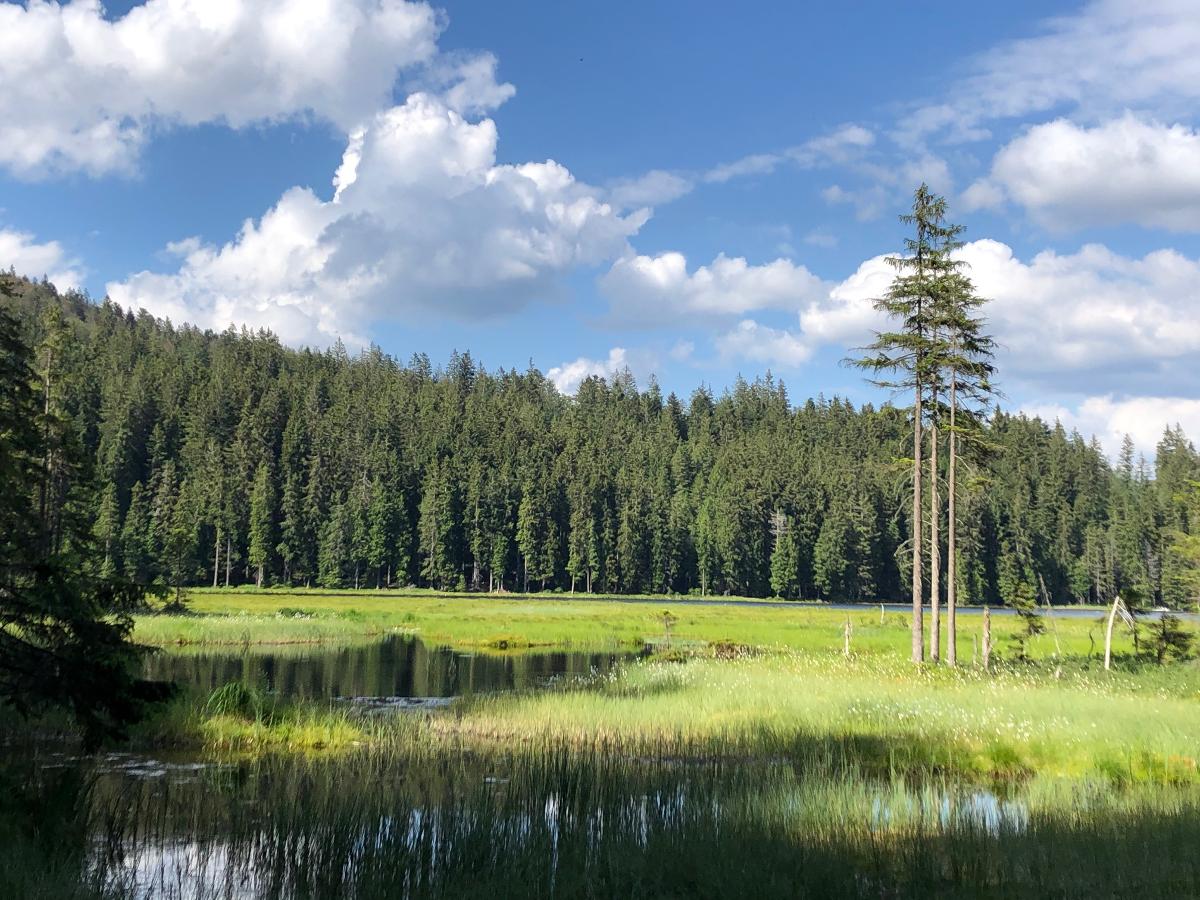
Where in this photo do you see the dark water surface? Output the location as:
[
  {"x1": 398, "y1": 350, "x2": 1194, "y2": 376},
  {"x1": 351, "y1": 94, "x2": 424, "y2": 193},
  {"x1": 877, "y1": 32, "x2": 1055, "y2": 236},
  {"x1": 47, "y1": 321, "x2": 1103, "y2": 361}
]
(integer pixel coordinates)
[
  {"x1": 8, "y1": 639, "x2": 1200, "y2": 897},
  {"x1": 144, "y1": 635, "x2": 635, "y2": 700}
]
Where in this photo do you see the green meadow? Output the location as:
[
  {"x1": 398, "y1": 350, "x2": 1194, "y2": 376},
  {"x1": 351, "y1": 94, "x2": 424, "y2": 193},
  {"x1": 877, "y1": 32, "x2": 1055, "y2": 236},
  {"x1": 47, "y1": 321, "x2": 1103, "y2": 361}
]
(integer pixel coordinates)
[
  {"x1": 133, "y1": 586, "x2": 1131, "y2": 657},
  {"x1": 8, "y1": 589, "x2": 1200, "y2": 898}
]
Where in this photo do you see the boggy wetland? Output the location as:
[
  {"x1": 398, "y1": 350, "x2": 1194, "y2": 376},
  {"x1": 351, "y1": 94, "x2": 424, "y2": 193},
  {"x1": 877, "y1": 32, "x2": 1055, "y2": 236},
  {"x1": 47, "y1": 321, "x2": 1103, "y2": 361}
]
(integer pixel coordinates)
[{"x1": 6, "y1": 592, "x2": 1200, "y2": 899}]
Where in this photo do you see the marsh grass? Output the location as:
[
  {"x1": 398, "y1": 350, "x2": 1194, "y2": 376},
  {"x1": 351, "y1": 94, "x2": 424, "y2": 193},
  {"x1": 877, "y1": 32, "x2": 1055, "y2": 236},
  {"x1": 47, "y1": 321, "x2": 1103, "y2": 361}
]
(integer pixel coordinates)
[
  {"x1": 131, "y1": 590, "x2": 1157, "y2": 661},
  {"x1": 0, "y1": 764, "x2": 115, "y2": 900},
  {"x1": 18, "y1": 593, "x2": 1200, "y2": 896},
  {"x1": 126, "y1": 650, "x2": 1200, "y2": 787},
  {"x1": 79, "y1": 748, "x2": 1200, "y2": 898}
]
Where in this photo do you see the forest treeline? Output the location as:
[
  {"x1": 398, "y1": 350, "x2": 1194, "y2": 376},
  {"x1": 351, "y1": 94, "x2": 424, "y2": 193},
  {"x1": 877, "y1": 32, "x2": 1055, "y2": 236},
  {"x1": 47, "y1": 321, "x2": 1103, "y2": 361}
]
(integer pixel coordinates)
[{"x1": 5, "y1": 272, "x2": 1200, "y2": 608}]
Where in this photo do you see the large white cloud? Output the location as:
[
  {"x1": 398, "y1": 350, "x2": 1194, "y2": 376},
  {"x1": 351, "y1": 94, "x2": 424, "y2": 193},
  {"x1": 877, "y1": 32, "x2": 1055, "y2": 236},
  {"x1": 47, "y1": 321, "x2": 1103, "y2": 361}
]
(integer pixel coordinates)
[
  {"x1": 705, "y1": 239, "x2": 1200, "y2": 395},
  {"x1": 0, "y1": 0, "x2": 440, "y2": 176},
  {"x1": 108, "y1": 91, "x2": 646, "y2": 345},
  {"x1": 599, "y1": 252, "x2": 828, "y2": 325},
  {"x1": 959, "y1": 239, "x2": 1200, "y2": 390},
  {"x1": 965, "y1": 116, "x2": 1200, "y2": 231},
  {"x1": 0, "y1": 228, "x2": 83, "y2": 291}
]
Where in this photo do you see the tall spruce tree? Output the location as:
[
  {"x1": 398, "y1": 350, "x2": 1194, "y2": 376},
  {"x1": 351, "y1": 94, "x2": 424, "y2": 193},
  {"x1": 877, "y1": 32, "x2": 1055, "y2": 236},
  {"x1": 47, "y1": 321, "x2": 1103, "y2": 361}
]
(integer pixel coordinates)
[
  {"x1": 935, "y1": 264, "x2": 995, "y2": 666},
  {"x1": 248, "y1": 462, "x2": 274, "y2": 588},
  {"x1": 0, "y1": 293, "x2": 168, "y2": 746},
  {"x1": 851, "y1": 185, "x2": 961, "y2": 662}
]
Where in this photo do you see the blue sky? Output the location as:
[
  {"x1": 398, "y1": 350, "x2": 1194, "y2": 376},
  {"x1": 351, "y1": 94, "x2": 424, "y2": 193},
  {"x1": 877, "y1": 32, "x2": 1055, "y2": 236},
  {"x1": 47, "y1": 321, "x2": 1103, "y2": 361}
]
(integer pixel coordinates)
[{"x1": 2, "y1": 0, "x2": 1200, "y2": 455}]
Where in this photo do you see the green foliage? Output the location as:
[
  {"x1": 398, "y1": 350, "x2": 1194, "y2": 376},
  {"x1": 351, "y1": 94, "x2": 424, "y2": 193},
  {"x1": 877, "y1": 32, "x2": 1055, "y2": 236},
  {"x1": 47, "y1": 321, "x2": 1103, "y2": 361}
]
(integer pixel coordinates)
[
  {"x1": 0, "y1": 274, "x2": 1194, "y2": 610},
  {"x1": 204, "y1": 681, "x2": 267, "y2": 721},
  {"x1": 1145, "y1": 613, "x2": 1194, "y2": 664},
  {"x1": 0, "y1": 283, "x2": 170, "y2": 745},
  {"x1": 248, "y1": 461, "x2": 275, "y2": 587},
  {"x1": 769, "y1": 512, "x2": 801, "y2": 598}
]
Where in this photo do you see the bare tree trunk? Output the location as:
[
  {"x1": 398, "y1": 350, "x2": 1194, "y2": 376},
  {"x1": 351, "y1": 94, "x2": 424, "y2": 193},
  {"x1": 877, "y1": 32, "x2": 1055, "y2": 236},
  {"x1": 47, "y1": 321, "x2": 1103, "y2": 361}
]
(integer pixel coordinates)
[
  {"x1": 947, "y1": 373, "x2": 957, "y2": 667},
  {"x1": 1104, "y1": 594, "x2": 1123, "y2": 671},
  {"x1": 929, "y1": 384, "x2": 940, "y2": 662},
  {"x1": 225, "y1": 535, "x2": 232, "y2": 587},
  {"x1": 843, "y1": 618, "x2": 853, "y2": 657},
  {"x1": 1040, "y1": 573, "x2": 1062, "y2": 658},
  {"x1": 982, "y1": 606, "x2": 992, "y2": 672},
  {"x1": 912, "y1": 381, "x2": 925, "y2": 662},
  {"x1": 213, "y1": 524, "x2": 221, "y2": 589}
]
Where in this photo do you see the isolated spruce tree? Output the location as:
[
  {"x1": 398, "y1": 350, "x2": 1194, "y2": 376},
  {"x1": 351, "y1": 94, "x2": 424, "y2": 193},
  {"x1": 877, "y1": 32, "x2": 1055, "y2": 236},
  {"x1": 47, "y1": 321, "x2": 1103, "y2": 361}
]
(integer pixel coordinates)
[
  {"x1": 934, "y1": 262, "x2": 996, "y2": 665},
  {"x1": 851, "y1": 185, "x2": 960, "y2": 662}
]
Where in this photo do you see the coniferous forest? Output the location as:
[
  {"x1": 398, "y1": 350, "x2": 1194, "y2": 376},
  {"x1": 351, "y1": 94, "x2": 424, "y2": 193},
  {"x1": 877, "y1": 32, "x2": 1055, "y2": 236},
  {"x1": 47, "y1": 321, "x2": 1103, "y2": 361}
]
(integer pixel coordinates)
[{"x1": 6, "y1": 271, "x2": 1198, "y2": 610}]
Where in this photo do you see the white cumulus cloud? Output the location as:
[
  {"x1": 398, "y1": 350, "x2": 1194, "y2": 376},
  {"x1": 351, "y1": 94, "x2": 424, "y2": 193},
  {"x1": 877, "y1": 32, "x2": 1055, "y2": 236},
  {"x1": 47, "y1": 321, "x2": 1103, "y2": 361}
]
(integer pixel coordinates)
[
  {"x1": 965, "y1": 115, "x2": 1200, "y2": 231},
  {"x1": 703, "y1": 238, "x2": 1200, "y2": 391},
  {"x1": 715, "y1": 320, "x2": 812, "y2": 368},
  {"x1": 1024, "y1": 395, "x2": 1200, "y2": 461},
  {"x1": 108, "y1": 91, "x2": 645, "y2": 345},
  {"x1": 0, "y1": 0, "x2": 441, "y2": 176},
  {"x1": 0, "y1": 228, "x2": 83, "y2": 291},
  {"x1": 547, "y1": 347, "x2": 630, "y2": 394},
  {"x1": 959, "y1": 239, "x2": 1200, "y2": 390},
  {"x1": 599, "y1": 252, "x2": 828, "y2": 325}
]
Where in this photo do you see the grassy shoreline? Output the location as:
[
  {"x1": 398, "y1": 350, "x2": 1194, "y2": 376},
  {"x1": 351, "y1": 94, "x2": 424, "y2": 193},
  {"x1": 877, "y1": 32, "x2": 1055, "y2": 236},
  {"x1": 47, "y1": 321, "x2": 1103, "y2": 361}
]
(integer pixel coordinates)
[
  {"x1": 14, "y1": 589, "x2": 1200, "y2": 897},
  {"x1": 128, "y1": 647, "x2": 1200, "y2": 787},
  {"x1": 132, "y1": 588, "x2": 1150, "y2": 657}
]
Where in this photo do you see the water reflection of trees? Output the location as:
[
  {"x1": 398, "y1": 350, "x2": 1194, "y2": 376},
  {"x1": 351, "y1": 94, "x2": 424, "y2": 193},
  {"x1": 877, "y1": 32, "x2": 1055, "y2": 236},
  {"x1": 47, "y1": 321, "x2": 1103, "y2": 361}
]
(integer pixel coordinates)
[{"x1": 145, "y1": 637, "x2": 628, "y2": 699}]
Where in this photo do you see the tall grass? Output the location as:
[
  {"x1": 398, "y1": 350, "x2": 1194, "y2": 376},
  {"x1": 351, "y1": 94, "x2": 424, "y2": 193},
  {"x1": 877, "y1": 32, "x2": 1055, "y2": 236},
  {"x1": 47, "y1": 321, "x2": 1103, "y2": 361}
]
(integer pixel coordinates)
[
  {"x1": 126, "y1": 651, "x2": 1200, "y2": 786},
  {"x1": 80, "y1": 748, "x2": 1200, "y2": 898},
  {"x1": 132, "y1": 590, "x2": 1153, "y2": 660}
]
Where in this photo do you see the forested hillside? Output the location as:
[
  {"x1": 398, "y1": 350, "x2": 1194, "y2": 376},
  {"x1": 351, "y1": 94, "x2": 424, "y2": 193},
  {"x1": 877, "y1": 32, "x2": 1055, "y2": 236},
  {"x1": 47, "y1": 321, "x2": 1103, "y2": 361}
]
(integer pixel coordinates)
[{"x1": 5, "y1": 273, "x2": 1199, "y2": 607}]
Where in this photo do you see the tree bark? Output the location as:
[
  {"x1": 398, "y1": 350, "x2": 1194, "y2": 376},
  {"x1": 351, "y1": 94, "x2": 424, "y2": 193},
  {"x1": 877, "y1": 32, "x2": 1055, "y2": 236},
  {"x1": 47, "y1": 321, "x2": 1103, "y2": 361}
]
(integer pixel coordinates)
[
  {"x1": 225, "y1": 535, "x2": 232, "y2": 587},
  {"x1": 912, "y1": 380, "x2": 924, "y2": 662},
  {"x1": 947, "y1": 372, "x2": 957, "y2": 667},
  {"x1": 1104, "y1": 594, "x2": 1123, "y2": 671},
  {"x1": 929, "y1": 384, "x2": 940, "y2": 662},
  {"x1": 213, "y1": 524, "x2": 221, "y2": 589},
  {"x1": 982, "y1": 606, "x2": 992, "y2": 672}
]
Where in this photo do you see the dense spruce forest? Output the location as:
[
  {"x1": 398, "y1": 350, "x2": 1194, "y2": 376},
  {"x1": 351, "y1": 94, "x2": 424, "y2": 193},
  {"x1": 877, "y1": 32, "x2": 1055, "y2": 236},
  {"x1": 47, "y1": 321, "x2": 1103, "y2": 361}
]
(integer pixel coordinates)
[{"x1": 5, "y1": 272, "x2": 1199, "y2": 608}]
